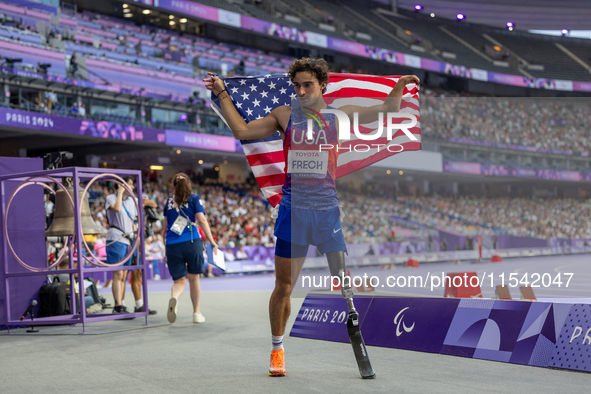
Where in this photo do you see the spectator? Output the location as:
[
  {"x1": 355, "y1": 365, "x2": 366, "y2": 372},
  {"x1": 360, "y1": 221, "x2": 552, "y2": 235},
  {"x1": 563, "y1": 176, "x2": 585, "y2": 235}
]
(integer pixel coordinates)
[
  {"x1": 70, "y1": 52, "x2": 78, "y2": 76},
  {"x1": 55, "y1": 258, "x2": 103, "y2": 313},
  {"x1": 44, "y1": 89, "x2": 57, "y2": 109},
  {"x1": 224, "y1": 248, "x2": 236, "y2": 262},
  {"x1": 78, "y1": 102, "x2": 86, "y2": 117},
  {"x1": 33, "y1": 97, "x2": 43, "y2": 111},
  {"x1": 147, "y1": 234, "x2": 165, "y2": 280},
  {"x1": 235, "y1": 245, "x2": 248, "y2": 260}
]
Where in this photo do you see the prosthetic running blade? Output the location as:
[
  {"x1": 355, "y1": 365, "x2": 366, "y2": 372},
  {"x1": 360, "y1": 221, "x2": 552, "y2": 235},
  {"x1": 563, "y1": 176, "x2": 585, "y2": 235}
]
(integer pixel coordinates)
[{"x1": 347, "y1": 311, "x2": 376, "y2": 379}]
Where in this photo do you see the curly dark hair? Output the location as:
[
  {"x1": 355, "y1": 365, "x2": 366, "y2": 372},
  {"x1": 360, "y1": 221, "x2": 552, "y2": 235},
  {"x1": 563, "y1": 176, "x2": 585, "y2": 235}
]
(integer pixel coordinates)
[
  {"x1": 288, "y1": 57, "x2": 330, "y2": 94},
  {"x1": 172, "y1": 172, "x2": 192, "y2": 206}
]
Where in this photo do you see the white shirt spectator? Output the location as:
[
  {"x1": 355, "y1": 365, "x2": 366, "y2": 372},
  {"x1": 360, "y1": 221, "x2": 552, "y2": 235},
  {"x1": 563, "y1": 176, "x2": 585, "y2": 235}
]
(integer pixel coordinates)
[
  {"x1": 149, "y1": 238, "x2": 165, "y2": 259},
  {"x1": 235, "y1": 247, "x2": 248, "y2": 260},
  {"x1": 224, "y1": 250, "x2": 236, "y2": 261}
]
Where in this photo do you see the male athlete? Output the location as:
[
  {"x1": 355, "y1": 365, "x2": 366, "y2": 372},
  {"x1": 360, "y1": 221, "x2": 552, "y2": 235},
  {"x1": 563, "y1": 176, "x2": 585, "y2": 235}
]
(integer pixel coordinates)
[{"x1": 203, "y1": 58, "x2": 419, "y2": 377}]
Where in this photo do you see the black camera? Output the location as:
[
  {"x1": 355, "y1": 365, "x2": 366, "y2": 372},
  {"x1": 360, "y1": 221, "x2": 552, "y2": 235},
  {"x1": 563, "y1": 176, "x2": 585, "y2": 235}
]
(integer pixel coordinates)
[
  {"x1": 144, "y1": 206, "x2": 159, "y2": 238},
  {"x1": 43, "y1": 151, "x2": 73, "y2": 170}
]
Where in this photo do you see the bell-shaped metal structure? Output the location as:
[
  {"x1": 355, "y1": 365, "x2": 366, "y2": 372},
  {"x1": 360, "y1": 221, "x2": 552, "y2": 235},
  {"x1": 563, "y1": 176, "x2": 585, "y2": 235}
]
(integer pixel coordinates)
[{"x1": 45, "y1": 178, "x2": 102, "y2": 236}]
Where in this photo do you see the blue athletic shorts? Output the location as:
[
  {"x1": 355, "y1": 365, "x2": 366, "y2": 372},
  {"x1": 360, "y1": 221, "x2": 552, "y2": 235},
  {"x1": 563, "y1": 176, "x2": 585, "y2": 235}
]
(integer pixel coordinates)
[
  {"x1": 165, "y1": 240, "x2": 204, "y2": 280},
  {"x1": 274, "y1": 205, "x2": 347, "y2": 258},
  {"x1": 106, "y1": 241, "x2": 136, "y2": 266}
]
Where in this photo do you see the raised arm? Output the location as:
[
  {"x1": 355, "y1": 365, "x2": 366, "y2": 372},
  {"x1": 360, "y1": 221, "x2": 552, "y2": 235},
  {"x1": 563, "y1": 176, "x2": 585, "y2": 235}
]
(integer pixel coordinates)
[
  {"x1": 203, "y1": 72, "x2": 287, "y2": 140},
  {"x1": 142, "y1": 196, "x2": 157, "y2": 209},
  {"x1": 109, "y1": 183, "x2": 125, "y2": 213},
  {"x1": 339, "y1": 75, "x2": 420, "y2": 125}
]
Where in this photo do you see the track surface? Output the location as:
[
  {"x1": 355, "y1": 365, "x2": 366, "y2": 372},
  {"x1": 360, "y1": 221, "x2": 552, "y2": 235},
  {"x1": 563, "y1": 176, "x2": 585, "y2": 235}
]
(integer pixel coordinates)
[{"x1": 1, "y1": 254, "x2": 590, "y2": 393}]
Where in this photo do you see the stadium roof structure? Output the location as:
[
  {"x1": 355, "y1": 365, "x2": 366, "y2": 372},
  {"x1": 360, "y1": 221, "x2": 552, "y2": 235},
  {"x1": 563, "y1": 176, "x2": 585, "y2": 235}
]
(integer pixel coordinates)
[{"x1": 398, "y1": 0, "x2": 591, "y2": 31}]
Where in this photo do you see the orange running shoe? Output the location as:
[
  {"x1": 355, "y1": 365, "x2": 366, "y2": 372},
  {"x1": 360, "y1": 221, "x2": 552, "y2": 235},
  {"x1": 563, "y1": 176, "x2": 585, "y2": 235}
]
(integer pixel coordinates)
[{"x1": 269, "y1": 349, "x2": 286, "y2": 377}]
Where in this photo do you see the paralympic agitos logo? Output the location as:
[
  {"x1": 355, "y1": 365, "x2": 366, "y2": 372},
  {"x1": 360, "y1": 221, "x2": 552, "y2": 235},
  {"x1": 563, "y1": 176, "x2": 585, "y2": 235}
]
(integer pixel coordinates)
[{"x1": 301, "y1": 108, "x2": 418, "y2": 152}]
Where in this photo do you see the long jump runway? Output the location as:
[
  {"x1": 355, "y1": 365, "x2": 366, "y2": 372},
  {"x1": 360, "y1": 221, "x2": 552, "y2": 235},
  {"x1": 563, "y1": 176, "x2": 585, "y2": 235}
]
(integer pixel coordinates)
[{"x1": 1, "y1": 254, "x2": 591, "y2": 393}]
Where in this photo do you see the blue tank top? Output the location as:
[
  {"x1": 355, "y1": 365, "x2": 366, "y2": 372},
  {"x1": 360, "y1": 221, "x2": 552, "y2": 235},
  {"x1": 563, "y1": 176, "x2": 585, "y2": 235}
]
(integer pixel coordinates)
[{"x1": 280, "y1": 104, "x2": 339, "y2": 210}]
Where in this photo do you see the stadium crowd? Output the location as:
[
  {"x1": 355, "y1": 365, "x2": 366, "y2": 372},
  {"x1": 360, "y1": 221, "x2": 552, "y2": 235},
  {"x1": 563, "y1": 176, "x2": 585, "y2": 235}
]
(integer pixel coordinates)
[
  {"x1": 85, "y1": 177, "x2": 276, "y2": 251},
  {"x1": 339, "y1": 183, "x2": 591, "y2": 239},
  {"x1": 421, "y1": 90, "x2": 591, "y2": 154},
  {"x1": 395, "y1": 195, "x2": 590, "y2": 239}
]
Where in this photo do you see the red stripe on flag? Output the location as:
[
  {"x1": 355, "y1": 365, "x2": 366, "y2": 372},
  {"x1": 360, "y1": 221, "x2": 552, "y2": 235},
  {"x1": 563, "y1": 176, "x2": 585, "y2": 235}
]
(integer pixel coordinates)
[
  {"x1": 266, "y1": 194, "x2": 282, "y2": 207},
  {"x1": 255, "y1": 173, "x2": 286, "y2": 189},
  {"x1": 247, "y1": 151, "x2": 285, "y2": 167}
]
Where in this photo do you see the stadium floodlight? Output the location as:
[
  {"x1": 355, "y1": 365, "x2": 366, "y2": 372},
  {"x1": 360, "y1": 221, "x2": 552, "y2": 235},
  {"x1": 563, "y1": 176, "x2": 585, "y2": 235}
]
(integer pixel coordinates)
[
  {"x1": 561, "y1": 29, "x2": 569, "y2": 35},
  {"x1": 180, "y1": 18, "x2": 187, "y2": 23},
  {"x1": 169, "y1": 15, "x2": 175, "y2": 19},
  {"x1": 456, "y1": 13, "x2": 465, "y2": 20},
  {"x1": 430, "y1": 13, "x2": 435, "y2": 17},
  {"x1": 142, "y1": 9, "x2": 151, "y2": 14},
  {"x1": 169, "y1": 20, "x2": 176, "y2": 25},
  {"x1": 122, "y1": 4, "x2": 129, "y2": 8},
  {"x1": 124, "y1": 13, "x2": 132, "y2": 18},
  {"x1": 414, "y1": 5, "x2": 423, "y2": 11}
]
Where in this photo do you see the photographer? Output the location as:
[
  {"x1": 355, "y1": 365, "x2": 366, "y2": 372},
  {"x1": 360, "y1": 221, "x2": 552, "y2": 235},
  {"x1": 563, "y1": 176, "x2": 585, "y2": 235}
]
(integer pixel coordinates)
[{"x1": 106, "y1": 176, "x2": 157, "y2": 315}]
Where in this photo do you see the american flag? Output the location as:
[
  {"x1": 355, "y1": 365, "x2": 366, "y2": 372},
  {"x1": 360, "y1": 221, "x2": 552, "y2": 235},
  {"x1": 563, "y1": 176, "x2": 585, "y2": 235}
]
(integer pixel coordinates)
[{"x1": 211, "y1": 73, "x2": 421, "y2": 207}]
